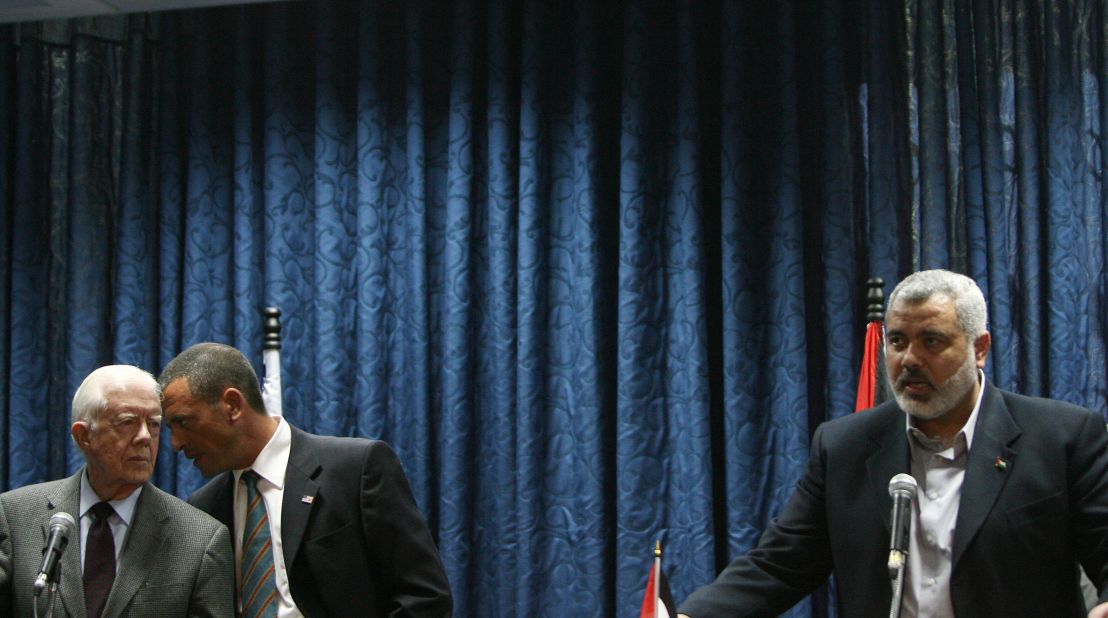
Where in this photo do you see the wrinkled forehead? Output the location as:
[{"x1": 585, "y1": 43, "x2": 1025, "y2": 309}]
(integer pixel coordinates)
[
  {"x1": 101, "y1": 383, "x2": 162, "y2": 415},
  {"x1": 885, "y1": 296, "x2": 971, "y2": 342},
  {"x1": 887, "y1": 293, "x2": 957, "y2": 322}
]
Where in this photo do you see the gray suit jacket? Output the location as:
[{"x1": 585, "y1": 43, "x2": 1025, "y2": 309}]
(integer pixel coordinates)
[{"x1": 0, "y1": 469, "x2": 234, "y2": 617}]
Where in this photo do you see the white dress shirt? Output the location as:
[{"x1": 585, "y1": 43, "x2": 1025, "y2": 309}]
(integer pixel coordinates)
[
  {"x1": 900, "y1": 371, "x2": 986, "y2": 618},
  {"x1": 233, "y1": 417, "x2": 303, "y2": 618}
]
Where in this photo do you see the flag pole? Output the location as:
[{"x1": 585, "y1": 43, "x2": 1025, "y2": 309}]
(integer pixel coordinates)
[
  {"x1": 654, "y1": 541, "x2": 662, "y2": 616},
  {"x1": 262, "y1": 307, "x2": 283, "y2": 417},
  {"x1": 641, "y1": 539, "x2": 675, "y2": 618}
]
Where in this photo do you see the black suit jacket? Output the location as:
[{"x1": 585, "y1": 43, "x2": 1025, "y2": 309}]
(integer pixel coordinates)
[
  {"x1": 188, "y1": 425, "x2": 452, "y2": 617},
  {"x1": 680, "y1": 383, "x2": 1108, "y2": 617}
]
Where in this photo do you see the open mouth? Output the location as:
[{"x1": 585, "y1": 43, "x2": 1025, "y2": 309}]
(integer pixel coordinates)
[{"x1": 896, "y1": 374, "x2": 935, "y2": 398}]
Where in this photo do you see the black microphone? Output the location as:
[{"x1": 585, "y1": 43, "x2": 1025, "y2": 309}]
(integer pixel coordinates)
[
  {"x1": 33, "y1": 512, "x2": 76, "y2": 596},
  {"x1": 887, "y1": 473, "x2": 917, "y2": 577}
]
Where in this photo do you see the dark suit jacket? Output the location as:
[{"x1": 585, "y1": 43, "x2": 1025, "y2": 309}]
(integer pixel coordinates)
[
  {"x1": 0, "y1": 470, "x2": 234, "y2": 617},
  {"x1": 680, "y1": 383, "x2": 1108, "y2": 617},
  {"x1": 188, "y1": 425, "x2": 452, "y2": 617}
]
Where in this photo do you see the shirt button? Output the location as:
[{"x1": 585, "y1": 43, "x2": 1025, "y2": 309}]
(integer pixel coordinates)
[
  {"x1": 925, "y1": 533, "x2": 935, "y2": 544},
  {"x1": 927, "y1": 490, "x2": 939, "y2": 500},
  {"x1": 926, "y1": 577, "x2": 937, "y2": 587}
]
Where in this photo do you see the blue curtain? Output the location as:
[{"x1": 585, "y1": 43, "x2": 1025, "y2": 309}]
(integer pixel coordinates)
[{"x1": 1, "y1": 1, "x2": 1106, "y2": 616}]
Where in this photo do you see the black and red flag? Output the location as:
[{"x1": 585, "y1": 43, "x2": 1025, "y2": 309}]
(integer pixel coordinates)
[
  {"x1": 639, "y1": 542, "x2": 677, "y2": 618},
  {"x1": 854, "y1": 278, "x2": 890, "y2": 412}
]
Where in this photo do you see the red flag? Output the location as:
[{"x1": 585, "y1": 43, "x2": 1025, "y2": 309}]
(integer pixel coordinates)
[
  {"x1": 854, "y1": 320, "x2": 883, "y2": 411},
  {"x1": 855, "y1": 278, "x2": 890, "y2": 412},
  {"x1": 640, "y1": 543, "x2": 677, "y2": 618}
]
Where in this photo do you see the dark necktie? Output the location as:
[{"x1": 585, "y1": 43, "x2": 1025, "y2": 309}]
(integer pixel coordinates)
[
  {"x1": 83, "y1": 502, "x2": 116, "y2": 618},
  {"x1": 241, "y1": 471, "x2": 278, "y2": 617}
]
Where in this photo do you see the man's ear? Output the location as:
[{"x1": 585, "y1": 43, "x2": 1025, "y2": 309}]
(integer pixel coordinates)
[
  {"x1": 222, "y1": 388, "x2": 247, "y2": 421},
  {"x1": 71, "y1": 422, "x2": 90, "y2": 450},
  {"x1": 974, "y1": 331, "x2": 991, "y2": 367}
]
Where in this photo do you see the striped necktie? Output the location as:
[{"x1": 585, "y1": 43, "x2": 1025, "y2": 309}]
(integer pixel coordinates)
[{"x1": 241, "y1": 471, "x2": 278, "y2": 617}]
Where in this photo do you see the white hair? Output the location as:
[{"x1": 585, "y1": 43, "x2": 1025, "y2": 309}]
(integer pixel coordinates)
[
  {"x1": 886, "y1": 269, "x2": 988, "y2": 339},
  {"x1": 71, "y1": 365, "x2": 160, "y2": 426}
]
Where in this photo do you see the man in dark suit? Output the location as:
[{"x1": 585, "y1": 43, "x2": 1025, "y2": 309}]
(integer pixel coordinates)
[
  {"x1": 0, "y1": 365, "x2": 233, "y2": 617},
  {"x1": 159, "y1": 342, "x2": 452, "y2": 617},
  {"x1": 679, "y1": 269, "x2": 1108, "y2": 617}
]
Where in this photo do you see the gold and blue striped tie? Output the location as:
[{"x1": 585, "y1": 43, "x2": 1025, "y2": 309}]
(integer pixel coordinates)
[{"x1": 241, "y1": 471, "x2": 278, "y2": 617}]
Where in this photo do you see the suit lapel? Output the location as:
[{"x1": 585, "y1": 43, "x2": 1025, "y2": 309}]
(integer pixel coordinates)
[
  {"x1": 207, "y1": 474, "x2": 236, "y2": 530},
  {"x1": 865, "y1": 407, "x2": 912, "y2": 534},
  {"x1": 45, "y1": 472, "x2": 85, "y2": 618},
  {"x1": 281, "y1": 427, "x2": 321, "y2": 571},
  {"x1": 952, "y1": 384, "x2": 1019, "y2": 568},
  {"x1": 101, "y1": 484, "x2": 168, "y2": 616}
]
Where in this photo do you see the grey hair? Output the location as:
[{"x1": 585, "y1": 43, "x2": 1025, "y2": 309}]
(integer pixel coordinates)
[
  {"x1": 71, "y1": 365, "x2": 160, "y2": 426},
  {"x1": 886, "y1": 269, "x2": 988, "y2": 339}
]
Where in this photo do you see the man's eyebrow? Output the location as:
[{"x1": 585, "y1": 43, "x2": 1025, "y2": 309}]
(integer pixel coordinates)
[{"x1": 885, "y1": 327, "x2": 952, "y2": 338}]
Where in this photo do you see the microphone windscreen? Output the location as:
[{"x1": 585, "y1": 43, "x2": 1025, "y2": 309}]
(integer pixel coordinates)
[
  {"x1": 888, "y1": 473, "x2": 917, "y2": 497},
  {"x1": 49, "y1": 512, "x2": 76, "y2": 537}
]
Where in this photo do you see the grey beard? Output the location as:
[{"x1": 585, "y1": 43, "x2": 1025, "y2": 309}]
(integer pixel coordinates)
[{"x1": 890, "y1": 354, "x2": 978, "y2": 421}]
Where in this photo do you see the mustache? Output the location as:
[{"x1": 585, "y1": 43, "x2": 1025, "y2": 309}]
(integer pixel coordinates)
[{"x1": 895, "y1": 368, "x2": 935, "y2": 390}]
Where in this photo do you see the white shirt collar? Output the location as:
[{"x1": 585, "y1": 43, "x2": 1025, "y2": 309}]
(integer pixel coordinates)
[
  {"x1": 959, "y1": 370, "x2": 987, "y2": 450},
  {"x1": 232, "y1": 416, "x2": 291, "y2": 490},
  {"x1": 79, "y1": 469, "x2": 142, "y2": 525}
]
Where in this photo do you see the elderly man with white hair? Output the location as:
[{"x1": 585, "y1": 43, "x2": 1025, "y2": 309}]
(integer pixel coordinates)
[{"x1": 0, "y1": 364, "x2": 233, "y2": 617}]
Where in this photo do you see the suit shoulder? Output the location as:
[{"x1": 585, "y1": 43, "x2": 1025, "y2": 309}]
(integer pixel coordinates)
[
  {"x1": 145, "y1": 484, "x2": 227, "y2": 534},
  {"x1": 184, "y1": 474, "x2": 232, "y2": 510},
  {"x1": 297, "y1": 429, "x2": 377, "y2": 448},
  {"x1": 298, "y1": 430, "x2": 396, "y2": 462},
  {"x1": 0, "y1": 478, "x2": 70, "y2": 521},
  {"x1": 996, "y1": 388, "x2": 1103, "y2": 427},
  {"x1": 1, "y1": 478, "x2": 66, "y2": 503},
  {"x1": 813, "y1": 401, "x2": 902, "y2": 445}
]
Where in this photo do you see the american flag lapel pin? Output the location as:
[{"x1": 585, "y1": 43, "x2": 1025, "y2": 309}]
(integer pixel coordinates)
[{"x1": 301, "y1": 495, "x2": 314, "y2": 504}]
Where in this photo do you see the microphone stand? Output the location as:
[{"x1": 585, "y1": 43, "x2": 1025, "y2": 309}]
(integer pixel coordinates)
[
  {"x1": 32, "y1": 559, "x2": 61, "y2": 618},
  {"x1": 888, "y1": 548, "x2": 906, "y2": 618}
]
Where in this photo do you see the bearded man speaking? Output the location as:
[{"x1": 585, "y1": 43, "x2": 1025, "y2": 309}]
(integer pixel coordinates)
[{"x1": 678, "y1": 269, "x2": 1108, "y2": 618}]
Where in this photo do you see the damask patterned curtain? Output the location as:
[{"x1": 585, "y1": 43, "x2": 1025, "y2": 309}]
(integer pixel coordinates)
[{"x1": 0, "y1": 1, "x2": 1104, "y2": 616}]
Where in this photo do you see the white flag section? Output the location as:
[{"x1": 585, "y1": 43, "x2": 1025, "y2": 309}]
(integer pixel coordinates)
[
  {"x1": 639, "y1": 543, "x2": 676, "y2": 618},
  {"x1": 261, "y1": 347, "x2": 282, "y2": 417}
]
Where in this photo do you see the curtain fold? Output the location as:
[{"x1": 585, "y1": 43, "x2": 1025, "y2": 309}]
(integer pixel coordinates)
[{"x1": 2, "y1": 1, "x2": 1107, "y2": 616}]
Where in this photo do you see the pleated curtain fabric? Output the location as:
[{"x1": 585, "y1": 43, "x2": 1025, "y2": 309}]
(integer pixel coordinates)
[{"x1": 3, "y1": 3, "x2": 1108, "y2": 616}]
